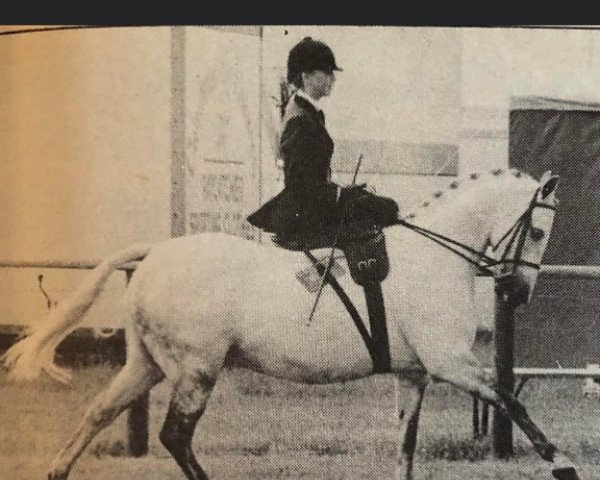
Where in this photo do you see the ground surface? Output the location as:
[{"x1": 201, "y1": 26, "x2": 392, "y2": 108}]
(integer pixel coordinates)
[{"x1": 1, "y1": 366, "x2": 600, "y2": 479}]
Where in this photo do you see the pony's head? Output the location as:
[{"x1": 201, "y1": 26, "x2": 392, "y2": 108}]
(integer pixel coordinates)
[{"x1": 487, "y1": 170, "x2": 560, "y2": 305}]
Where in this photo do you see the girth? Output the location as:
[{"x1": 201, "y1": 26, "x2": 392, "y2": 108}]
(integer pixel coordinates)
[{"x1": 304, "y1": 232, "x2": 391, "y2": 373}]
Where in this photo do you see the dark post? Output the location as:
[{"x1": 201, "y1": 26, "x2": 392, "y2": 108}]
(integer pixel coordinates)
[
  {"x1": 472, "y1": 398, "x2": 490, "y2": 438},
  {"x1": 472, "y1": 396, "x2": 480, "y2": 438},
  {"x1": 128, "y1": 392, "x2": 150, "y2": 457},
  {"x1": 481, "y1": 402, "x2": 490, "y2": 436},
  {"x1": 125, "y1": 268, "x2": 150, "y2": 457},
  {"x1": 364, "y1": 283, "x2": 391, "y2": 373},
  {"x1": 492, "y1": 292, "x2": 516, "y2": 458}
]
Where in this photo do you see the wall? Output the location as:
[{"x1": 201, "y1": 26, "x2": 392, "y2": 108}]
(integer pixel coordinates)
[
  {"x1": 184, "y1": 27, "x2": 261, "y2": 239},
  {"x1": 0, "y1": 27, "x2": 172, "y2": 327}
]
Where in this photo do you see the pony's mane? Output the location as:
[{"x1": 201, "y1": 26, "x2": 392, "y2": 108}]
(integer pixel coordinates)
[{"x1": 402, "y1": 168, "x2": 534, "y2": 220}]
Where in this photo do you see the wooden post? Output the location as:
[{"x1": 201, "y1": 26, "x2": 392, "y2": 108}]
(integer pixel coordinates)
[
  {"x1": 492, "y1": 292, "x2": 516, "y2": 458},
  {"x1": 126, "y1": 25, "x2": 186, "y2": 458},
  {"x1": 125, "y1": 268, "x2": 150, "y2": 457}
]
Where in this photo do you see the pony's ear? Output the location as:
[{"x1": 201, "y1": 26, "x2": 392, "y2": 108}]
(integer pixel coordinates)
[
  {"x1": 539, "y1": 170, "x2": 552, "y2": 184},
  {"x1": 540, "y1": 174, "x2": 560, "y2": 199}
]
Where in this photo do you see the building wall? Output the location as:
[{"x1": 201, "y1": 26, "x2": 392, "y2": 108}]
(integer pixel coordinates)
[
  {"x1": 0, "y1": 27, "x2": 172, "y2": 327},
  {"x1": 184, "y1": 27, "x2": 261, "y2": 240}
]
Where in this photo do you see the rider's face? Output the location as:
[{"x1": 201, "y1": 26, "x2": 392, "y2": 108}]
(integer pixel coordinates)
[{"x1": 302, "y1": 70, "x2": 336, "y2": 100}]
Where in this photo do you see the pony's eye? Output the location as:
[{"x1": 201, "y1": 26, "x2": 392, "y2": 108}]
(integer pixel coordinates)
[{"x1": 530, "y1": 228, "x2": 545, "y2": 241}]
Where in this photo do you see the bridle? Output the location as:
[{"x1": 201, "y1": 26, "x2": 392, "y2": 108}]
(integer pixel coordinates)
[{"x1": 397, "y1": 187, "x2": 557, "y2": 279}]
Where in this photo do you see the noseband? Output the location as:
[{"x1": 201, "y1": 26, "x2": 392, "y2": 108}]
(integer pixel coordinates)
[{"x1": 398, "y1": 188, "x2": 557, "y2": 278}]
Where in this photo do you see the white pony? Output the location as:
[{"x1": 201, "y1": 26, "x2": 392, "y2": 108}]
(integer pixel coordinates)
[{"x1": 2, "y1": 169, "x2": 579, "y2": 480}]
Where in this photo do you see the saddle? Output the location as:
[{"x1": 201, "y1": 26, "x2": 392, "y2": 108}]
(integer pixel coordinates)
[
  {"x1": 299, "y1": 229, "x2": 392, "y2": 373},
  {"x1": 272, "y1": 221, "x2": 380, "y2": 251},
  {"x1": 276, "y1": 218, "x2": 393, "y2": 374},
  {"x1": 270, "y1": 185, "x2": 399, "y2": 252},
  {"x1": 266, "y1": 188, "x2": 398, "y2": 373}
]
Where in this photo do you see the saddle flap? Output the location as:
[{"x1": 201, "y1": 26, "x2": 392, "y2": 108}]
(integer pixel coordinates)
[{"x1": 343, "y1": 232, "x2": 389, "y2": 286}]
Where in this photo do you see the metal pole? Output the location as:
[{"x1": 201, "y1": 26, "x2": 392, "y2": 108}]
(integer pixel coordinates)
[
  {"x1": 492, "y1": 292, "x2": 516, "y2": 458},
  {"x1": 125, "y1": 268, "x2": 150, "y2": 457}
]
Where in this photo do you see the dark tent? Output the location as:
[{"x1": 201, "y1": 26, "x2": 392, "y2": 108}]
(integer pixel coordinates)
[
  {"x1": 510, "y1": 96, "x2": 600, "y2": 265},
  {"x1": 510, "y1": 96, "x2": 600, "y2": 368}
]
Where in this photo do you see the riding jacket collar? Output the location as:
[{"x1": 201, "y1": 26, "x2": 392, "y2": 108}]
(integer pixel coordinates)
[{"x1": 295, "y1": 90, "x2": 322, "y2": 114}]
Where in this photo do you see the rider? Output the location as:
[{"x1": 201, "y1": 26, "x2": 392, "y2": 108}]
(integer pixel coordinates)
[{"x1": 247, "y1": 37, "x2": 399, "y2": 247}]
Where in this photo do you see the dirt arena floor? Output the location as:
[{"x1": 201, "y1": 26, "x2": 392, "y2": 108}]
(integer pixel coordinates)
[{"x1": 2, "y1": 366, "x2": 600, "y2": 479}]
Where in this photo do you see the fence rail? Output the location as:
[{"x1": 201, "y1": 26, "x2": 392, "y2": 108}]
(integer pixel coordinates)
[
  {"x1": 509, "y1": 367, "x2": 600, "y2": 377},
  {"x1": 0, "y1": 259, "x2": 140, "y2": 271},
  {"x1": 539, "y1": 264, "x2": 600, "y2": 279}
]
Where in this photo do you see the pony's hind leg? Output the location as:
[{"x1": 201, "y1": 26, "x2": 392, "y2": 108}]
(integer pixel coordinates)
[
  {"x1": 394, "y1": 375, "x2": 428, "y2": 480},
  {"x1": 48, "y1": 333, "x2": 164, "y2": 480},
  {"x1": 159, "y1": 370, "x2": 217, "y2": 480}
]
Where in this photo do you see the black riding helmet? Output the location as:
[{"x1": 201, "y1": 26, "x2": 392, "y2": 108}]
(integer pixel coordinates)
[{"x1": 287, "y1": 37, "x2": 343, "y2": 87}]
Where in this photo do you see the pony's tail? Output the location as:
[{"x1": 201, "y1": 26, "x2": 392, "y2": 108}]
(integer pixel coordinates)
[{"x1": 1, "y1": 244, "x2": 153, "y2": 383}]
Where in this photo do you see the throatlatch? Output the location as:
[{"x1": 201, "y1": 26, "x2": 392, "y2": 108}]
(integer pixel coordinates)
[{"x1": 304, "y1": 231, "x2": 392, "y2": 373}]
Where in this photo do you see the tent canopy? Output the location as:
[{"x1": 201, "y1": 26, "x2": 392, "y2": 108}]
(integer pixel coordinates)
[
  {"x1": 510, "y1": 95, "x2": 600, "y2": 266},
  {"x1": 512, "y1": 95, "x2": 600, "y2": 112},
  {"x1": 510, "y1": 95, "x2": 600, "y2": 369}
]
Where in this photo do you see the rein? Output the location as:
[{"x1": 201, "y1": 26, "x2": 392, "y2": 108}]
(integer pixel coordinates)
[{"x1": 397, "y1": 190, "x2": 557, "y2": 277}]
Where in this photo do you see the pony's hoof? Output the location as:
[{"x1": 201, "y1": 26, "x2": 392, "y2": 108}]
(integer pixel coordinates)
[{"x1": 552, "y1": 466, "x2": 580, "y2": 480}]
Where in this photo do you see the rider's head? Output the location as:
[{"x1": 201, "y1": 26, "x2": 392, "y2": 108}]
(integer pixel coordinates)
[{"x1": 287, "y1": 37, "x2": 342, "y2": 100}]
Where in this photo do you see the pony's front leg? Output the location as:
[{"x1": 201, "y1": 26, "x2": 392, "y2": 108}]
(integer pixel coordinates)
[
  {"x1": 426, "y1": 351, "x2": 580, "y2": 480},
  {"x1": 394, "y1": 375, "x2": 428, "y2": 480},
  {"x1": 490, "y1": 386, "x2": 580, "y2": 480}
]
